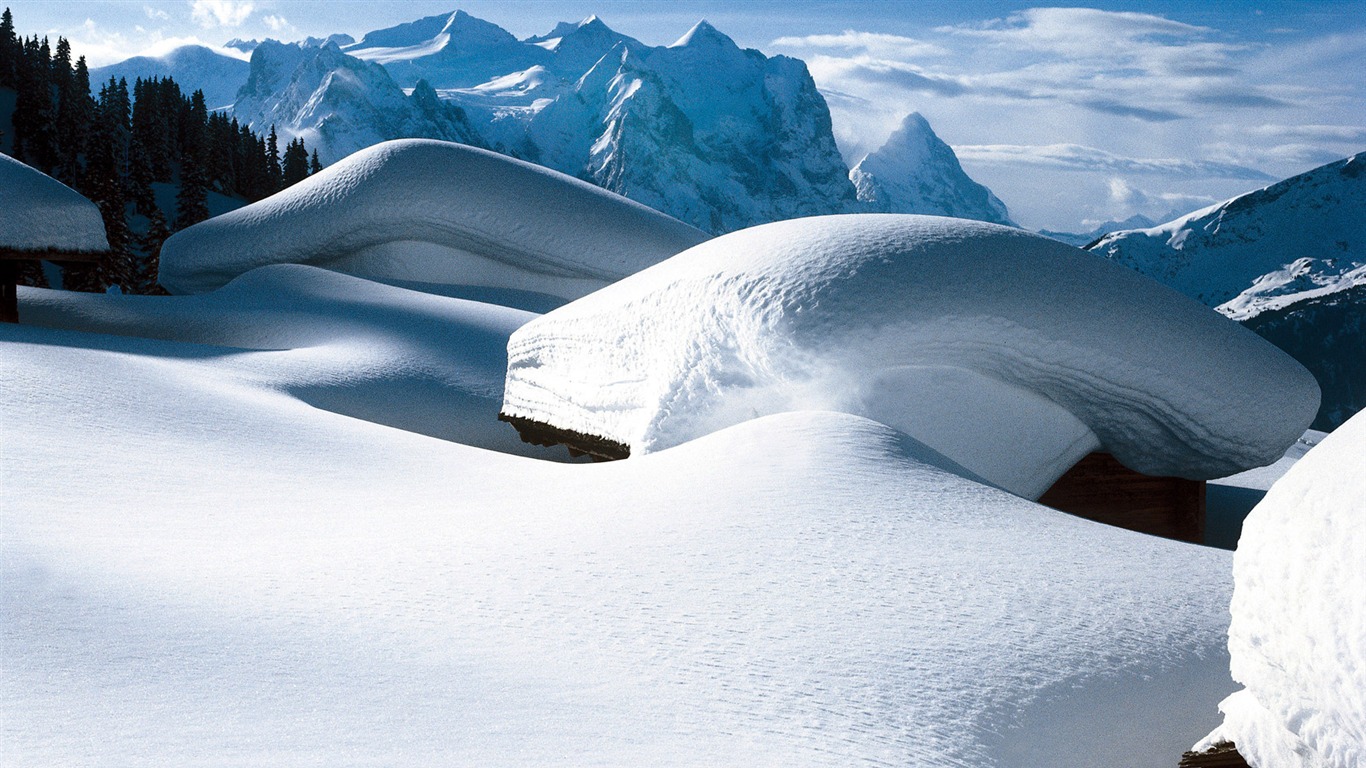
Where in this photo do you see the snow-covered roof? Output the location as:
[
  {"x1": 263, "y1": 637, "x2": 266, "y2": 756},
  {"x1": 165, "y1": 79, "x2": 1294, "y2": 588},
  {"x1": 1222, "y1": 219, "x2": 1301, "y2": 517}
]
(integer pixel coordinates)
[
  {"x1": 0, "y1": 153, "x2": 109, "y2": 254},
  {"x1": 157, "y1": 139, "x2": 709, "y2": 297},
  {"x1": 1198, "y1": 409, "x2": 1366, "y2": 768},
  {"x1": 502, "y1": 214, "x2": 1319, "y2": 497}
]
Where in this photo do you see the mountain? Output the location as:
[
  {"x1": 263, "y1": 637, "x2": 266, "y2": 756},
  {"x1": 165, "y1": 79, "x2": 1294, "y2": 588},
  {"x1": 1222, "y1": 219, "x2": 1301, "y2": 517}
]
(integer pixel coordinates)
[
  {"x1": 233, "y1": 41, "x2": 483, "y2": 163},
  {"x1": 345, "y1": 10, "x2": 544, "y2": 88},
  {"x1": 1090, "y1": 152, "x2": 1365, "y2": 429},
  {"x1": 849, "y1": 112, "x2": 1013, "y2": 226},
  {"x1": 90, "y1": 45, "x2": 249, "y2": 110},
  {"x1": 1039, "y1": 213, "x2": 1157, "y2": 247},
  {"x1": 94, "y1": 12, "x2": 1014, "y2": 235},
  {"x1": 1089, "y1": 153, "x2": 1365, "y2": 308},
  {"x1": 1238, "y1": 284, "x2": 1364, "y2": 431}
]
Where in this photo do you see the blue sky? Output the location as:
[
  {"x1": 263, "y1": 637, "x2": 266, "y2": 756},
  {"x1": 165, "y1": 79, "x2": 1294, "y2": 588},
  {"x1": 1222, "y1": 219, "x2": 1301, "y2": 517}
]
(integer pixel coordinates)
[{"x1": 9, "y1": 0, "x2": 1366, "y2": 230}]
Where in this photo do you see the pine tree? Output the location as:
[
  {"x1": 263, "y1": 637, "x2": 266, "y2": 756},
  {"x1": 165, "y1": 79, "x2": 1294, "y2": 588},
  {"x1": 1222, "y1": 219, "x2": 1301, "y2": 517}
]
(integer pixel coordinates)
[
  {"x1": 133, "y1": 207, "x2": 171, "y2": 293},
  {"x1": 0, "y1": 8, "x2": 17, "y2": 87},
  {"x1": 174, "y1": 89, "x2": 210, "y2": 229},
  {"x1": 309, "y1": 148, "x2": 322, "y2": 175},
  {"x1": 265, "y1": 125, "x2": 283, "y2": 193},
  {"x1": 282, "y1": 137, "x2": 309, "y2": 186}
]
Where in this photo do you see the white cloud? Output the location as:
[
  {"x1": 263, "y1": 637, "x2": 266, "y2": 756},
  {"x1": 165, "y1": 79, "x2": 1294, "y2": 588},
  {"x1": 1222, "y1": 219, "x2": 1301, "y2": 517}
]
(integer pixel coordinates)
[
  {"x1": 953, "y1": 144, "x2": 1274, "y2": 180},
  {"x1": 190, "y1": 0, "x2": 254, "y2": 28},
  {"x1": 144, "y1": 5, "x2": 171, "y2": 21},
  {"x1": 263, "y1": 14, "x2": 291, "y2": 33},
  {"x1": 771, "y1": 30, "x2": 946, "y2": 59}
]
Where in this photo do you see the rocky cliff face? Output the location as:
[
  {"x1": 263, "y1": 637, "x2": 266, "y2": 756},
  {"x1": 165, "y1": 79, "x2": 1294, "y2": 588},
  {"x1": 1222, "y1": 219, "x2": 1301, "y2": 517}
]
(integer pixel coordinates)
[{"x1": 233, "y1": 41, "x2": 483, "y2": 163}]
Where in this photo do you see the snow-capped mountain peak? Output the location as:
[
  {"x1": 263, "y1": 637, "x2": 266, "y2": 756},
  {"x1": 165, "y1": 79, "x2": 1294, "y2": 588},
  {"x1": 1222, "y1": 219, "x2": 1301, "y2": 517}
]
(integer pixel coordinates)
[
  {"x1": 669, "y1": 20, "x2": 734, "y2": 50},
  {"x1": 849, "y1": 111, "x2": 1014, "y2": 225}
]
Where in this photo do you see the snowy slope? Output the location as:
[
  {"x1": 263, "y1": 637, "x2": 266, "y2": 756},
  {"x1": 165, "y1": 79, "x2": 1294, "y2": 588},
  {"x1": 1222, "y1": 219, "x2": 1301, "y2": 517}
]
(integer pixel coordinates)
[
  {"x1": 850, "y1": 112, "x2": 1013, "y2": 225},
  {"x1": 0, "y1": 152, "x2": 109, "y2": 252},
  {"x1": 1089, "y1": 153, "x2": 1366, "y2": 311},
  {"x1": 16, "y1": 265, "x2": 551, "y2": 457},
  {"x1": 1195, "y1": 410, "x2": 1366, "y2": 768},
  {"x1": 232, "y1": 40, "x2": 483, "y2": 163},
  {"x1": 5, "y1": 281, "x2": 1238, "y2": 765},
  {"x1": 90, "y1": 45, "x2": 250, "y2": 111},
  {"x1": 503, "y1": 214, "x2": 1318, "y2": 498},
  {"x1": 158, "y1": 139, "x2": 708, "y2": 297}
]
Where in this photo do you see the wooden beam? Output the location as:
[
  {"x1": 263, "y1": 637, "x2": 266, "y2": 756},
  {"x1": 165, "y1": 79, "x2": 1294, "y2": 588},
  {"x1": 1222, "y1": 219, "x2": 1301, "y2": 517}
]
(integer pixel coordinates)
[{"x1": 1, "y1": 259, "x2": 16, "y2": 323}]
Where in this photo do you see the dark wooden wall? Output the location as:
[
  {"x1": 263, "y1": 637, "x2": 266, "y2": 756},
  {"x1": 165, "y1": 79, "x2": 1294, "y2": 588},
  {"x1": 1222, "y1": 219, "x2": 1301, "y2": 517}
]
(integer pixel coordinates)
[{"x1": 1038, "y1": 452, "x2": 1206, "y2": 544}]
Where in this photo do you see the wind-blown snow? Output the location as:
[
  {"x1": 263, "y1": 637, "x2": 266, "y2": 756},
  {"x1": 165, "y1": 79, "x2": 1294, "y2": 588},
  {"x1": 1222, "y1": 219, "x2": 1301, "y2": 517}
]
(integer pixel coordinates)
[
  {"x1": 503, "y1": 214, "x2": 1318, "y2": 498},
  {"x1": 0, "y1": 153, "x2": 109, "y2": 253},
  {"x1": 1195, "y1": 410, "x2": 1366, "y2": 768},
  {"x1": 157, "y1": 139, "x2": 708, "y2": 297},
  {"x1": 4, "y1": 275, "x2": 1238, "y2": 763}
]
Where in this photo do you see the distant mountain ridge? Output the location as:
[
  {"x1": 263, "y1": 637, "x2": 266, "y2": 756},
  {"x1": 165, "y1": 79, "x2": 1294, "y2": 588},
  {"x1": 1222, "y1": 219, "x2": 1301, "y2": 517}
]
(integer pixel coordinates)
[
  {"x1": 92, "y1": 10, "x2": 1013, "y2": 235},
  {"x1": 90, "y1": 45, "x2": 248, "y2": 110}
]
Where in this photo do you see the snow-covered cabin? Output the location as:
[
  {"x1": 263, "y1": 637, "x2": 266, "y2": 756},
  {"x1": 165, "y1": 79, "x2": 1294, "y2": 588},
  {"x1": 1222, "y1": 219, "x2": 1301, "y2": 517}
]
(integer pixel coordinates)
[
  {"x1": 0, "y1": 153, "x2": 109, "y2": 322},
  {"x1": 501, "y1": 215, "x2": 1319, "y2": 540}
]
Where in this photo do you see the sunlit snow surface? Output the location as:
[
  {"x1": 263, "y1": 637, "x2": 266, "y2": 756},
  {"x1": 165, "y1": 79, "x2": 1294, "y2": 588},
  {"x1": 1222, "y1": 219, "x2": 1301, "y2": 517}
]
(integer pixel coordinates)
[
  {"x1": 504, "y1": 214, "x2": 1318, "y2": 498},
  {"x1": 157, "y1": 139, "x2": 708, "y2": 297},
  {"x1": 1, "y1": 265, "x2": 1240, "y2": 767},
  {"x1": 1197, "y1": 411, "x2": 1366, "y2": 768},
  {"x1": 0, "y1": 153, "x2": 109, "y2": 252}
]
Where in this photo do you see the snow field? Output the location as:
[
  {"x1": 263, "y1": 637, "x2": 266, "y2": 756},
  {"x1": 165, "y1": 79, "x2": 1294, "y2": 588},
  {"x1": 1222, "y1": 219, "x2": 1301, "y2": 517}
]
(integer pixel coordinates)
[{"x1": 3, "y1": 260, "x2": 1241, "y2": 766}]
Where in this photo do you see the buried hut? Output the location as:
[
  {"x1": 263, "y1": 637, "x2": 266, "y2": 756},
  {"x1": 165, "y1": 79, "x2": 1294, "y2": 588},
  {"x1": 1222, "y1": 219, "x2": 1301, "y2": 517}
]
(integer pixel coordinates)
[
  {"x1": 499, "y1": 214, "x2": 1319, "y2": 545},
  {"x1": 0, "y1": 153, "x2": 109, "y2": 322}
]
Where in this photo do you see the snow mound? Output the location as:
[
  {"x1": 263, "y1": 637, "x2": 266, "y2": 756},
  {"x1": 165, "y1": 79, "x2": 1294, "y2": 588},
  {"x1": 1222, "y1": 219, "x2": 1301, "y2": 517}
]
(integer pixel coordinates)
[
  {"x1": 1197, "y1": 410, "x2": 1366, "y2": 767},
  {"x1": 157, "y1": 139, "x2": 708, "y2": 297},
  {"x1": 18, "y1": 264, "x2": 555, "y2": 459},
  {"x1": 503, "y1": 214, "x2": 1319, "y2": 498},
  {"x1": 0, "y1": 153, "x2": 109, "y2": 253}
]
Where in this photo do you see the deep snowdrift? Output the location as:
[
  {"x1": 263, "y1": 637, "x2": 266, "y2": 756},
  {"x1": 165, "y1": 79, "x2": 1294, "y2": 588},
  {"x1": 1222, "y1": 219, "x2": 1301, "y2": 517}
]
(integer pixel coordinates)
[
  {"x1": 4, "y1": 286, "x2": 1237, "y2": 764},
  {"x1": 1196, "y1": 411, "x2": 1366, "y2": 768},
  {"x1": 17, "y1": 265, "x2": 553, "y2": 458},
  {"x1": 157, "y1": 139, "x2": 709, "y2": 297},
  {"x1": 0, "y1": 153, "x2": 109, "y2": 252},
  {"x1": 503, "y1": 214, "x2": 1318, "y2": 498}
]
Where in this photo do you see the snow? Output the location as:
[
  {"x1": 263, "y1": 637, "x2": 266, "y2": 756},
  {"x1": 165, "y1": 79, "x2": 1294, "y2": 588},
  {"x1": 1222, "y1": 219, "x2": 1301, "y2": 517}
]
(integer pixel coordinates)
[
  {"x1": 157, "y1": 139, "x2": 709, "y2": 298},
  {"x1": 1090, "y1": 152, "x2": 1365, "y2": 313},
  {"x1": 504, "y1": 214, "x2": 1318, "y2": 498},
  {"x1": 1195, "y1": 410, "x2": 1366, "y2": 768},
  {"x1": 0, "y1": 153, "x2": 109, "y2": 253},
  {"x1": 4, "y1": 267, "x2": 1239, "y2": 763},
  {"x1": 850, "y1": 112, "x2": 1014, "y2": 226}
]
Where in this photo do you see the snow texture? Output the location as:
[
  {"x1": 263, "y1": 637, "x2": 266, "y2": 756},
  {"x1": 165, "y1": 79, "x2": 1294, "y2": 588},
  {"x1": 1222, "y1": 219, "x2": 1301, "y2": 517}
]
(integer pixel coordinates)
[
  {"x1": 1196, "y1": 410, "x2": 1366, "y2": 768},
  {"x1": 851, "y1": 112, "x2": 1014, "y2": 226},
  {"x1": 157, "y1": 139, "x2": 709, "y2": 297},
  {"x1": 4, "y1": 271, "x2": 1237, "y2": 764},
  {"x1": 503, "y1": 214, "x2": 1319, "y2": 498},
  {"x1": 0, "y1": 153, "x2": 109, "y2": 253}
]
